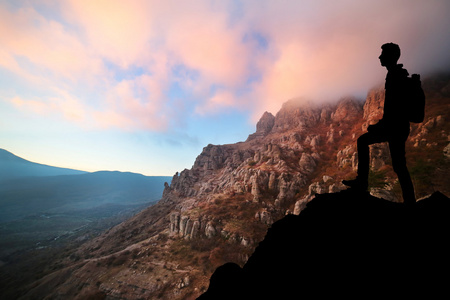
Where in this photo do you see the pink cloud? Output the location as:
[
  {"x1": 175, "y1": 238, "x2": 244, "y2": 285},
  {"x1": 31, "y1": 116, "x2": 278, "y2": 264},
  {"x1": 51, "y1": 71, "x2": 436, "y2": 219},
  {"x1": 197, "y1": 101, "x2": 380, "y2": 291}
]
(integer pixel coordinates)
[
  {"x1": 10, "y1": 96, "x2": 49, "y2": 115},
  {"x1": 95, "y1": 74, "x2": 171, "y2": 131},
  {"x1": 0, "y1": 4, "x2": 104, "y2": 84},
  {"x1": 195, "y1": 90, "x2": 237, "y2": 115},
  {"x1": 1, "y1": 0, "x2": 254, "y2": 130},
  {"x1": 9, "y1": 90, "x2": 87, "y2": 124},
  {"x1": 62, "y1": 0, "x2": 155, "y2": 69},
  {"x1": 2, "y1": 0, "x2": 450, "y2": 132},
  {"x1": 163, "y1": 9, "x2": 251, "y2": 88}
]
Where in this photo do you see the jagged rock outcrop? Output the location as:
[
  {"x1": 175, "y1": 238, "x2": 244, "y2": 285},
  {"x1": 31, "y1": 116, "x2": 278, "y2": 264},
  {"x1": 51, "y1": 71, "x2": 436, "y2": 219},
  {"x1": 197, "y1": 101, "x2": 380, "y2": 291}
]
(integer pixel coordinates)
[
  {"x1": 293, "y1": 197, "x2": 308, "y2": 215},
  {"x1": 369, "y1": 143, "x2": 390, "y2": 170},
  {"x1": 170, "y1": 169, "x2": 198, "y2": 197},
  {"x1": 444, "y1": 143, "x2": 450, "y2": 158},
  {"x1": 363, "y1": 85, "x2": 385, "y2": 128},
  {"x1": 194, "y1": 144, "x2": 226, "y2": 171},
  {"x1": 205, "y1": 222, "x2": 217, "y2": 238},
  {"x1": 250, "y1": 174, "x2": 261, "y2": 202},
  {"x1": 255, "y1": 209, "x2": 273, "y2": 225},
  {"x1": 176, "y1": 276, "x2": 190, "y2": 289},
  {"x1": 272, "y1": 99, "x2": 323, "y2": 132},
  {"x1": 331, "y1": 97, "x2": 363, "y2": 122},
  {"x1": 169, "y1": 213, "x2": 207, "y2": 240},
  {"x1": 336, "y1": 145, "x2": 357, "y2": 170},
  {"x1": 268, "y1": 172, "x2": 277, "y2": 190},
  {"x1": 247, "y1": 112, "x2": 275, "y2": 141},
  {"x1": 298, "y1": 153, "x2": 316, "y2": 174}
]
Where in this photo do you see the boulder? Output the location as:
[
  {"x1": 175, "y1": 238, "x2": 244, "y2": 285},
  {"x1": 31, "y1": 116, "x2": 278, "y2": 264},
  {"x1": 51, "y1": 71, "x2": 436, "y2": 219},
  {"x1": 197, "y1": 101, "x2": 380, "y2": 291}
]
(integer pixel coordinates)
[
  {"x1": 299, "y1": 153, "x2": 316, "y2": 174},
  {"x1": 268, "y1": 172, "x2": 277, "y2": 190},
  {"x1": 190, "y1": 221, "x2": 200, "y2": 239},
  {"x1": 444, "y1": 143, "x2": 450, "y2": 158},
  {"x1": 205, "y1": 222, "x2": 216, "y2": 238}
]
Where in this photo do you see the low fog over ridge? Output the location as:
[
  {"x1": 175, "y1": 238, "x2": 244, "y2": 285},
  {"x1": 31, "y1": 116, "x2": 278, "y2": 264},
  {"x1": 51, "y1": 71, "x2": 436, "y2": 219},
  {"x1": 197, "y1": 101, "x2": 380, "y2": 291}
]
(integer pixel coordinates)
[{"x1": 244, "y1": 0, "x2": 450, "y2": 119}]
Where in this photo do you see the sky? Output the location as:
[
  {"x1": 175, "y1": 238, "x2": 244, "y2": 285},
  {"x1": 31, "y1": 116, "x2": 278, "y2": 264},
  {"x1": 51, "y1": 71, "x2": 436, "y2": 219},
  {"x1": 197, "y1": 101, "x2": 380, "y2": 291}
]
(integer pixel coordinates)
[{"x1": 1, "y1": 0, "x2": 450, "y2": 176}]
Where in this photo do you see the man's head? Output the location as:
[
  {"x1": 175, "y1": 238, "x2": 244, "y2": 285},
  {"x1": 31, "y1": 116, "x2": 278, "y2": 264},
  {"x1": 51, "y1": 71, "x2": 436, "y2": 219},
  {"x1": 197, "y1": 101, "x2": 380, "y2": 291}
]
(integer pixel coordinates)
[{"x1": 379, "y1": 43, "x2": 401, "y2": 67}]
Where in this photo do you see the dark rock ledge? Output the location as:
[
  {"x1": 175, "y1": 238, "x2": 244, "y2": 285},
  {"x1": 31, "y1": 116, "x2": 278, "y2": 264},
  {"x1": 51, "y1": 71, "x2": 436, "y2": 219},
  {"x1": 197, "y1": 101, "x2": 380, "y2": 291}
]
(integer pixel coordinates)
[{"x1": 198, "y1": 190, "x2": 450, "y2": 299}]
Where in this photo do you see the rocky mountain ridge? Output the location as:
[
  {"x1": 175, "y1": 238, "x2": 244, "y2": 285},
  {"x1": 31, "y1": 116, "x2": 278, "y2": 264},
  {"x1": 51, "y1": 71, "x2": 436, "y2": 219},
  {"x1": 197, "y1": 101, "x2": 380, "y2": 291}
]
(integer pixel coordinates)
[
  {"x1": 9, "y1": 74, "x2": 450, "y2": 300},
  {"x1": 162, "y1": 96, "x2": 365, "y2": 247}
]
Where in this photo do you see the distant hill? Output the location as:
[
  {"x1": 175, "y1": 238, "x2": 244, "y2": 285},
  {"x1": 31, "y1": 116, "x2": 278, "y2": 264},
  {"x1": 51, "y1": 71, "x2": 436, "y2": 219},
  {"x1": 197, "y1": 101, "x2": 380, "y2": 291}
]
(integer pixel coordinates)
[
  {"x1": 0, "y1": 150, "x2": 172, "y2": 261},
  {"x1": 0, "y1": 170, "x2": 171, "y2": 223},
  {"x1": 0, "y1": 149, "x2": 86, "y2": 180}
]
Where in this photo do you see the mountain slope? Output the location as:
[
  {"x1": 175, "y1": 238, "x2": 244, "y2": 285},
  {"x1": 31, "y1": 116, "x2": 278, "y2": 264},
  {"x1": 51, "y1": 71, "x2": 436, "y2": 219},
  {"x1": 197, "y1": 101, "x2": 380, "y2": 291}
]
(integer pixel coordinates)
[
  {"x1": 0, "y1": 150, "x2": 172, "y2": 272},
  {"x1": 0, "y1": 149, "x2": 86, "y2": 180}
]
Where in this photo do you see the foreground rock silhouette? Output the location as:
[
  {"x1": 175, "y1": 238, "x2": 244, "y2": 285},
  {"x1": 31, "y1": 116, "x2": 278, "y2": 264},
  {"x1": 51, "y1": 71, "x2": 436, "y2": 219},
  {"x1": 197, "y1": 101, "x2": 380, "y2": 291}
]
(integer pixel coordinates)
[{"x1": 198, "y1": 190, "x2": 450, "y2": 299}]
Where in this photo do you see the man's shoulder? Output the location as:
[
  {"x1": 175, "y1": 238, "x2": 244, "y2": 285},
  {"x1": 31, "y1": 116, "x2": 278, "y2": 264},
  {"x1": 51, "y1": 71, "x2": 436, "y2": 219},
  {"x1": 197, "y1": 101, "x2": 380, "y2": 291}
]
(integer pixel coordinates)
[
  {"x1": 392, "y1": 64, "x2": 409, "y2": 78},
  {"x1": 386, "y1": 65, "x2": 409, "y2": 86}
]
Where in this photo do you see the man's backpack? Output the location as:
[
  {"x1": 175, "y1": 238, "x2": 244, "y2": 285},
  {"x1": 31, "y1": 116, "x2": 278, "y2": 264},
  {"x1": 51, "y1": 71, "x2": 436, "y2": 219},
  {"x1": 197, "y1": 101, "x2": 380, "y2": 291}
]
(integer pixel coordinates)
[{"x1": 406, "y1": 74, "x2": 425, "y2": 123}]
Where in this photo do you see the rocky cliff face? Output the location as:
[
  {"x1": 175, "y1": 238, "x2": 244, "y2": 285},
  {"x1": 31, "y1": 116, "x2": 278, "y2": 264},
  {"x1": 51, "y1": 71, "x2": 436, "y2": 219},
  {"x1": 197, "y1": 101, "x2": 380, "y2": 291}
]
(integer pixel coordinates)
[
  {"x1": 19, "y1": 74, "x2": 450, "y2": 300},
  {"x1": 161, "y1": 96, "x2": 367, "y2": 254}
]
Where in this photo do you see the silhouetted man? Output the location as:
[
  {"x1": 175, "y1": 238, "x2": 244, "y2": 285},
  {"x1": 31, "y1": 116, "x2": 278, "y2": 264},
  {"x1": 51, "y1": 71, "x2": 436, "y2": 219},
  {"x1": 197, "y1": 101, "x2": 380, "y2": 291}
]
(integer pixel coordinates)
[{"x1": 343, "y1": 43, "x2": 415, "y2": 205}]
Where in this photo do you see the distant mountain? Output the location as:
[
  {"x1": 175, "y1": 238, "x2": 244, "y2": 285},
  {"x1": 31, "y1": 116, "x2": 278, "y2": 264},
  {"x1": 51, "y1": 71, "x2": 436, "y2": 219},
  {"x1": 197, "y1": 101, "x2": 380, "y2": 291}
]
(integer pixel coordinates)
[
  {"x1": 0, "y1": 171, "x2": 171, "y2": 223},
  {"x1": 0, "y1": 150, "x2": 172, "y2": 262},
  {"x1": 0, "y1": 149, "x2": 86, "y2": 180}
]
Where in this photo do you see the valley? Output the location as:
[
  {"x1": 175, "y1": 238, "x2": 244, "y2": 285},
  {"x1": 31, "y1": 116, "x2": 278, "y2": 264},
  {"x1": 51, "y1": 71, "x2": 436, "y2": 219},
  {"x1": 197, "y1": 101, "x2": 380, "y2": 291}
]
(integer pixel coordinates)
[{"x1": 0, "y1": 151, "x2": 171, "y2": 298}]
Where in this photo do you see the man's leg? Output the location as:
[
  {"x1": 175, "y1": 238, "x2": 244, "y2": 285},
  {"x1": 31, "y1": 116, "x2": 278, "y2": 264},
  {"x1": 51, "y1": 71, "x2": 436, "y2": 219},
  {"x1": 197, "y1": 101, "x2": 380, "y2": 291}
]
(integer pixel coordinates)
[
  {"x1": 389, "y1": 137, "x2": 416, "y2": 205},
  {"x1": 343, "y1": 131, "x2": 386, "y2": 190}
]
